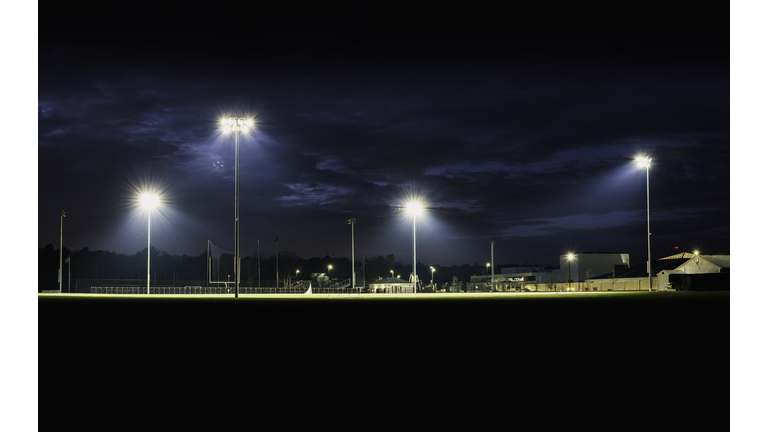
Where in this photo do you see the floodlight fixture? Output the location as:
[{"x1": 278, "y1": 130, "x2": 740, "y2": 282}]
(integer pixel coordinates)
[
  {"x1": 635, "y1": 155, "x2": 652, "y2": 169},
  {"x1": 140, "y1": 193, "x2": 159, "y2": 209}
]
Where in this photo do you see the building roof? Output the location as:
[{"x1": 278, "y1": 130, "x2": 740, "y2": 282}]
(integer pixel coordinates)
[
  {"x1": 700, "y1": 255, "x2": 730, "y2": 269},
  {"x1": 592, "y1": 258, "x2": 690, "y2": 279},
  {"x1": 373, "y1": 277, "x2": 411, "y2": 284},
  {"x1": 660, "y1": 252, "x2": 696, "y2": 260}
]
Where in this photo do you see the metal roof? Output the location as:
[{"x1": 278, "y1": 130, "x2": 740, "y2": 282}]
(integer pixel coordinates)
[
  {"x1": 592, "y1": 258, "x2": 690, "y2": 279},
  {"x1": 700, "y1": 255, "x2": 730, "y2": 269}
]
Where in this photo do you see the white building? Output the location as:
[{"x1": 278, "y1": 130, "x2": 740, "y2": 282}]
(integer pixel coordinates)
[
  {"x1": 369, "y1": 277, "x2": 414, "y2": 293},
  {"x1": 492, "y1": 253, "x2": 630, "y2": 290},
  {"x1": 657, "y1": 254, "x2": 730, "y2": 291}
]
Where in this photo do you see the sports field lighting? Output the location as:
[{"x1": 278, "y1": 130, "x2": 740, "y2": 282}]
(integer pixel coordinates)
[
  {"x1": 349, "y1": 218, "x2": 356, "y2": 293},
  {"x1": 221, "y1": 116, "x2": 253, "y2": 299},
  {"x1": 567, "y1": 253, "x2": 574, "y2": 292},
  {"x1": 635, "y1": 155, "x2": 653, "y2": 291},
  {"x1": 405, "y1": 200, "x2": 424, "y2": 293},
  {"x1": 139, "y1": 192, "x2": 160, "y2": 294},
  {"x1": 59, "y1": 211, "x2": 65, "y2": 293}
]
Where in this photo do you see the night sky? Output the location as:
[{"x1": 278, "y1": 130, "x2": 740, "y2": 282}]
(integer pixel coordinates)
[{"x1": 35, "y1": 4, "x2": 732, "y2": 269}]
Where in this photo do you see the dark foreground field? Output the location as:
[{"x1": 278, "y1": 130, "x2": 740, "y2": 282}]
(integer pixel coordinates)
[{"x1": 39, "y1": 292, "x2": 729, "y2": 428}]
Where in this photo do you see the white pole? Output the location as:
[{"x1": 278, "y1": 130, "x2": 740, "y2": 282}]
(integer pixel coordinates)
[
  {"x1": 351, "y1": 221, "x2": 355, "y2": 294},
  {"x1": 235, "y1": 126, "x2": 240, "y2": 298},
  {"x1": 491, "y1": 241, "x2": 494, "y2": 292},
  {"x1": 646, "y1": 166, "x2": 652, "y2": 291},
  {"x1": 413, "y1": 215, "x2": 417, "y2": 294},
  {"x1": 147, "y1": 210, "x2": 151, "y2": 294},
  {"x1": 59, "y1": 211, "x2": 65, "y2": 293}
]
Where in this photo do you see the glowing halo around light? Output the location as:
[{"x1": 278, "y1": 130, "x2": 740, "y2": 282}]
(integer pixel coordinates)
[{"x1": 635, "y1": 155, "x2": 652, "y2": 169}]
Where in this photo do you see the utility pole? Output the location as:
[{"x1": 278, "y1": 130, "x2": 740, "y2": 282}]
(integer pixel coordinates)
[
  {"x1": 59, "y1": 211, "x2": 65, "y2": 293},
  {"x1": 491, "y1": 241, "x2": 495, "y2": 292},
  {"x1": 274, "y1": 237, "x2": 279, "y2": 289}
]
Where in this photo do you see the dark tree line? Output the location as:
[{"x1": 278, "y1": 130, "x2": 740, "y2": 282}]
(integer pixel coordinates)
[{"x1": 38, "y1": 243, "x2": 538, "y2": 292}]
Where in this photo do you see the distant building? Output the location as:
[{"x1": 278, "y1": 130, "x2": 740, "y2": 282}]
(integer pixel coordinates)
[
  {"x1": 369, "y1": 277, "x2": 414, "y2": 293},
  {"x1": 656, "y1": 254, "x2": 730, "y2": 291},
  {"x1": 482, "y1": 253, "x2": 630, "y2": 290}
]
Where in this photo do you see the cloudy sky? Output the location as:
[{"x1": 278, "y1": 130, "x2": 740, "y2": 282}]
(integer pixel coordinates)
[{"x1": 33, "y1": 3, "x2": 732, "y2": 268}]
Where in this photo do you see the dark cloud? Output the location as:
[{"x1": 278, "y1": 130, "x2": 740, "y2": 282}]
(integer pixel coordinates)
[{"x1": 37, "y1": 4, "x2": 729, "y2": 267}]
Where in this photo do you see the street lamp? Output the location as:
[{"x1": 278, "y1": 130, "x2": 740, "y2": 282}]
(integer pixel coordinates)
[
  {"x1": 221, "y1": 116, "x2": 252, "y2": 298},
  {"x1": 139, "y1": 193, "x2": 159, "y2": 294},
  {"x1": 430, "y1": 266, "x2": 435, "y2": 287},
  {"x1": 567, "y1": 253, "x2": 574, "y2": 292},
  {"x1": 328, "y1": 265, "x2": 333, "y2": 297},
  {"x1": 406, "y1": 201, "x2": 423, "y2": 293},
  {"x1": 636, "y1": 155, "x2": 653, "y2": 292},
  {"x1": 59, "y1": 210, "x2": 65, "y2": 293},
  {"x1": 390, "y1": 270, "x2": 394, "y2": 279}
]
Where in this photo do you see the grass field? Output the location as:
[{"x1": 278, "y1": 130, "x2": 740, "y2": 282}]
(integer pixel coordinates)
[{"x1": 37, "y1": 289, "x2": 729, "y2": 428}]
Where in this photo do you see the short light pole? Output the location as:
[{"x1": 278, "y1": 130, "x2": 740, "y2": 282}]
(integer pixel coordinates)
[
  {"x1": 59, "y1": 210, "x2": 65, "y2": 293},
  {"x1": 567, "y1": 253, "x2": 574, "y2": 291},
  {"x1": 390, "y1": 270, "x2": 394, "y2": 279},
  {"x1": 636, "y1": 156, "x2": 653, "y2": 291},
  {"x1": 296, "y1": 269, "x2": 300, "y2": 290},
  {"x1": 486, "y1": 263, "x2": 490, "y2": 290},
  {"x1": 328, "y1": 265, "x2": 333, "y2": 297},
  {"x1": 430, "y1": 266, "x2": 435, "y2": 288}
]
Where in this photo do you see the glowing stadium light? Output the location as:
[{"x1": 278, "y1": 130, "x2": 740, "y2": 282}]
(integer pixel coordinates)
[
  {"x1": 635, "y1": 155, "x2": 652, "y2": 169},
  {"x1": 404, "y1": 199, "x2": 425, "y2": 293},
  {"x1": 635, "y1": 155, "x2": 653, "y2": 292},
  {"x1": 138, "y1": 192, "x2": 161, "y2": 294},
  {"x1": 220, "y1": 116, "x2": 255, "y2": 298},
  {"x1": 567, "y1": 253, "x2": 575, "y2": 291}
]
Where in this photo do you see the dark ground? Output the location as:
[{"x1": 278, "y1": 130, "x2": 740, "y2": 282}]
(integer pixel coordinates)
[{"x1": 39, "y1": 292, "x2": 729, "y2": 428}]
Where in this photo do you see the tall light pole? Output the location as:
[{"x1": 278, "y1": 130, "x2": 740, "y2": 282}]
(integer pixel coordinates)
[
  {"x1": 491, "y1": 241, "x2": 495, "y2": 292},
  {"x1": 567, "y1": 253, "x2": 574, "y2": 292},
  {"x1": 406, "y1": 201, "x2": 423, "y2": 293},
  {"x1": 636, "y1": 156, "x2": 653, "y2": 292},
  {"x1": 274, "y1": 237, "x2": 279, "y2": 290},
  {"x1": 349, "y1": 218, "x2": 356, "y2": 293},
  {"x1": 222, "y1": 116, "x2": 252, "y2": 298},
  {"x1": 59, "y1": 211, "x2": 65, "y2": 293},
  {"x1": 140, "y1": 193, "x2": 159, "y2": 294}
]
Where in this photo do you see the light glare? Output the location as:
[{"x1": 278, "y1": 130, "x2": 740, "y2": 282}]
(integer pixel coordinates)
[
  {"x1": 140, "y1": 193, "x2": 159, "y2": 209},
  {"x1": 635, "y1": 156, "x2": 652, "y2": 169}
]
